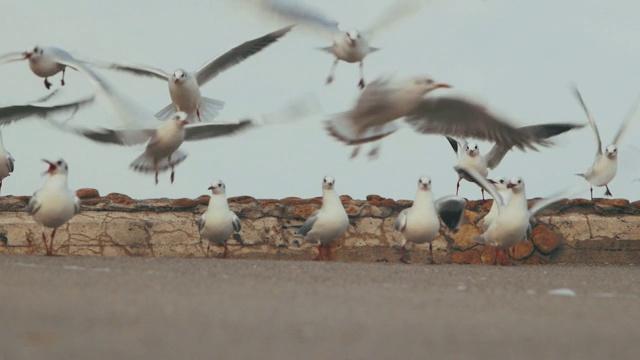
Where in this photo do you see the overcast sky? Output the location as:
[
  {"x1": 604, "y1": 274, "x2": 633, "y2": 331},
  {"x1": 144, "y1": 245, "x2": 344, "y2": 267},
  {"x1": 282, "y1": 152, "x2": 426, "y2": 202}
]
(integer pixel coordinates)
[{"x1": 1, "y1": 0, "x2": 640, "y2": 201}]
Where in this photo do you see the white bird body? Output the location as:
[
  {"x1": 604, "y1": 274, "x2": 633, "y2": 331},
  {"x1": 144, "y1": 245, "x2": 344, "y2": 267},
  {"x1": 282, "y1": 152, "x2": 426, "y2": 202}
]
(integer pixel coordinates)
[
  {"x1": 31, "y1": 175, "x2": 78, "y2": 229},
  {"x1": 0, "y1": 46, "x2": 75, "y2": 89},
  {"x1": 330, "y1": 31, "x2": 372, "y2": 63},
  {"x1": 481, "y1": 182, "x2": 529, "y2": 249},
  {"x1": 144, "y1": 117, "x2": 186, "y2": 160},
  {"x1": 168, "y1": 70, "x2": 201, "y2": 116},
  {"x1": 0, "y1": 132, "x2": 15, "y2": 191},
  {"x1": 481, "y1": 177, "x2": 511, "y2": 232},
  {"x1": 27, "y1": 51, "x2": 65, "y2": 78},
  {"x1": 198, "y1": 180, "x2": 241, "y2": 257},
  {"x1": 297, "y1": 176, "x2": 348, "y2": 260},
  {"x1": 398, "y1": 190, "x2": 439, "y2": 246},
  {"x1": 583, "y1": 154, "x2": 617, "y2": 187}
]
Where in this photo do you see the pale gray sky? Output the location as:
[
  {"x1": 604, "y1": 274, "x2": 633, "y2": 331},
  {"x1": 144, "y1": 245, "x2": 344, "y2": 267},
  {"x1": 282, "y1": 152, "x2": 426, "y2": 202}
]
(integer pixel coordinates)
[{"x1": 1, "y1": 0, "x2": 640, "y2": 201}]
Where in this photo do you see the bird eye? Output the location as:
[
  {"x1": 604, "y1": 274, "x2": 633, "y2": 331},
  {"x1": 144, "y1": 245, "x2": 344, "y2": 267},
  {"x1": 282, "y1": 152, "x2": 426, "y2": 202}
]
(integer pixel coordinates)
[
  {"x1": 499, "y1": 180, "x2": 504, "y2": 184},
  {"x1": 427, "y1": 79, "x2": 433, "y2": 84},
  {"x1": 57, "y1": 161, "x2": 62, "y2": 166},
  {"x1": 518, "y1": 180, "x2": 522, "y2": 184},
  {"x1": 33, "y1": 47, "x2": 38, "y2": 52}
]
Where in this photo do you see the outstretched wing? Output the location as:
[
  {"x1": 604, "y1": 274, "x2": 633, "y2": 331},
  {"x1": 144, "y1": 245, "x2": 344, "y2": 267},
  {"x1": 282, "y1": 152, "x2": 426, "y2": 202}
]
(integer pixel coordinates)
[
  {"x1": 250, "y1": 0, "x2": 340, "y2": 38},
  {"x1": 612, "y1": 90, "x2": 640, "y2": 147},
  {"x1": 528, "y1": 181, "x2": 587, "y2": 217},
  {"x1": 86, "y1": 61, "x2": 170, "y2": 81},
  {"x1": 434, "y1": 195, "x2": 467, "y2": 232},
  {"x1": 49, "y1": 120, "x2": 155, "y2": 146},
  {"x1": 184, "y1": 120, "x2": 254, "y2": 141},
  {"x1": 0, "y1": 92, "x2": 95, "y2": 127},
  {"x1": 453, "y1": 164, "x2": 504, "y2": 208},
  {"x1": 195, "y1": 25, "x2": 293, "y2": 86},
  {"x1": 0, "y1": 52, "x2": 26, "y2": 65},
  {"x1": 365, "y1": 0, "x2": 424, "y2": 39},
  {"x1": 571, "y1": 85, "x2": 602, "y2": 155}
]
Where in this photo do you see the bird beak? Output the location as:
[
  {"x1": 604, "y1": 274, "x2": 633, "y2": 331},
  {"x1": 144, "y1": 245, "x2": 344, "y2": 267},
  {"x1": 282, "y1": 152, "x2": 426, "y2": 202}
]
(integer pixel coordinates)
[
  {"x1": 22, "y1": 51, "x2": 31, "y2": 59},
  {"x1": 488, "y1": 179, "x2": 497, "y2": 184},
  {"x1": 42, "y1": 159, "x2": 56, "y2": 175},
  {"x1": 507, "y1": 183, "x2": 516, "y2": 189},
  {"x1": 174, "y1": 78, "x2": 180, "y2": 84},
  {"x1": 435, "y1": 83, "x2": 451, "y2": 89},
  {"x1": 208, "y1": 186, "x2": 214, "y2": 191},
  {"x1": 181, "y1": 119, "x2": 189, "y2": 126},
  {"x1": 347, "y1": 37, "x2": 356, "y2": 46}
]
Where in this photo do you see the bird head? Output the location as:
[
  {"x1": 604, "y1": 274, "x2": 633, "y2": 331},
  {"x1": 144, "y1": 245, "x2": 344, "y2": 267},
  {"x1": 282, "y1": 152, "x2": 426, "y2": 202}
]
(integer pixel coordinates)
[
  {"x1": 465, "y1": 143, "x2": 480, "y2": 156},
  {"x1": 411, "y1": 76, "x2": 451, "y2": 95},
  {"x1": 322, "y1": 176, "x2": 336, "y2": 191},
  {"x1": 488, "y1": 176, "x2": 509, "y2": 191},
  {"x1": 24, "y1": 46, "x2": 44, "y2": 61},
  {"x1": 172, "y1": 68, "x2": 187, "y2": 84},
  {"x1": 172, "y1": 111, "x2": 189, "y2": 126},
  {"x1": 605, "y1": 144, "x2": 618, "y2": 159},
  {"x1": 208, "y1": 180, "x2": 226, "y2": 195},
  {"x1": 345, "y1": 29, "x2": 360, "y2": 46},
  {"x1": 507, "y1": 177, "x2": 525, "y2": 193},
  {"x1": 42, "y1": 158, "x2": 68, "y2": 176},
  {"x1": 418, "y1": 176, "x2": 432, "y2": 191}
]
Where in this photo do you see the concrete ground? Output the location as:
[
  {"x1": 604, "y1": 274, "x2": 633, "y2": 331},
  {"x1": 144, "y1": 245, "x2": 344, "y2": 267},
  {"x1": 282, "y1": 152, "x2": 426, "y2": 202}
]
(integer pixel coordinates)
[{"x1": 0, "y1": 255, "x2": 639, "y2": 360}]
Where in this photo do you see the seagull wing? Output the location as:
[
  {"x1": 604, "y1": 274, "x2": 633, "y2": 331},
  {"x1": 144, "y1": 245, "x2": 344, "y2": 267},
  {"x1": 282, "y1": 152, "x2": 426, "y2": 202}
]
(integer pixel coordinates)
[
  {"x1": 571, "y1": 85, "x2": 602, "y2": 155},
  {"x1": 195, "y1": 25, "x2": 293, "y2": 86}
]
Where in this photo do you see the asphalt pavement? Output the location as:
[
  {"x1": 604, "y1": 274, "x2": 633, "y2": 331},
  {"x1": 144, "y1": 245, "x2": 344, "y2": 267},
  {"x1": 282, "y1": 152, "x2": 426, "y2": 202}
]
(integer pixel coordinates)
[{"x1": 1, "y1": 255, "x2": 639, "y2": 360}]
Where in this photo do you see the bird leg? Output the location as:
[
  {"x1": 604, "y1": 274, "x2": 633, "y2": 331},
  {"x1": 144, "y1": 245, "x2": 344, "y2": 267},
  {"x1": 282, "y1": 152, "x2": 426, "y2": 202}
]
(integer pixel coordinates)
[
  {"x1": 399, "y1": 244, "x2": 410, "y2": 264},
  {"x1": 153, "y1": 158, "x2": 159, "y2": 185},
  {"x1": 326, "y1": 59, "x2": 339, "y2": 85},
  {"x1": 590, "y1": 186, "x2": 594, "y2": 201},
  {"x1": 456, "y1": 179, "x2": 461, "y2": 196},
  {"x1": 358, "y1": 61, "x2": 365, "y2": 89},
  {"x1": 196, "y1": 108, "x2": 202, "y2": 122},
  {"x1": 426, "y1": 243, "x2": 434, "y2": 264},
  {"x1": 169, "y1": 155, "x2": 175, "y2": 184},
  {"x1": 605, "y1": 185, "x2": 613, "y2": 197},
  {"x1": 350, "y1": 146, "x2": 361, "y2": 159},
  {"x1": 223, "y1": 243, "x2": 228, "y2": 259},
  {"x1": 367, "y1": 144, "x2": 381, "y2": 159},
  {"x1": 481, "y1": 188, "x2": 485, "y2": 201},
  {"x1": 44, "y1": 77, "x2": 52, "y2": 90},
  {"x1": 49, "y1": 228, "x2": 57, "y2": 255},
  {"x1": 41, "y1": 231, "x2": 50, "y2": 255},
  {"x1": 206, "y1": 242, "x2": 211, "y2": 258},
  {"x1": 61, "y1": 68, "x2": 66, "y2": 86}
]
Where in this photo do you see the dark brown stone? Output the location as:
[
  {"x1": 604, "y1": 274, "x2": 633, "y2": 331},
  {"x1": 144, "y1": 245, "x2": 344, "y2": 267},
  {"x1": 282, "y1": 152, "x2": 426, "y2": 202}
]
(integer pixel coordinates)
[
  {"x1": 171, "y1": 198, "x2": 198, "y2": 209},
  {"x1": 531, "y1": 225, "x2": 561, "y2": 254},
  {"x1": 631, "y1": 200, "x2": 640, "y2": 209},
  {"x1": 523, "y1": 255, "x2": 548, "y2": 265},
  {"x1": 451, "y1": 249, "x2": 482, "y2": 264},
  {"x1": 105, "y1": 193, "x2": 133, "y2": 205},
  {"x1": 481, "y1": 246, "x2": 497, "y2": 264},
  {"x1": 289, "y1": 204, "x2": 319, "y2": 219},
  {"x1": 597, "y1": 198, "x2": 629, "y2": 207},
  {"x1": 196, "y1": 195, "x2": 210, "y2": 205},
  {"x1": 76, "y1": 188, "x2": 100, "y2": 199},
  {"x1": 366, "y1": 194, "x2": 384, "y2": 201},
  {"x1": 228, "y1": 196, "x2": 255, "y2": 204},
  {"x1": 511, "y1": 240, "x2": 535, "y2": 260}
]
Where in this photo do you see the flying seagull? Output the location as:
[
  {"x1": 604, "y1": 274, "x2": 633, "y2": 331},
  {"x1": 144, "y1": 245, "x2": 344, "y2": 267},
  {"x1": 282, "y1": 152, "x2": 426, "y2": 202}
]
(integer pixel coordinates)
[
  {"x1": 89, "y1": 26, "x2": 293, "y2": 123},
  {"x1": 0, "y1": 46, "x2": 85, "y2": 89}
]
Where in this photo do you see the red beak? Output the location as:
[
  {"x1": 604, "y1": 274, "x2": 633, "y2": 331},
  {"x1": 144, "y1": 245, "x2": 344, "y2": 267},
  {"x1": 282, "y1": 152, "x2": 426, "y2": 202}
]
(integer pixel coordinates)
[
  {"x1": 42, "y1": 159, "x2": 56, "y2": 174},
  {"x1": 435, "y1": 83, "x2": 452, "y2": 89},
  {"x1": 23, "y1": 52, "x2": 31, "y2": 59},
  {"x1": 507, "y1": 183, "x2": 516, "y2": 189},
  {"x1": 488, "y1": 179, "x2": 497, "y2": 184},
  {"x1": 208, "y1": 186, "x2": 214, "y2": 191},
  {"x1": 174, "y1": 78, "x2": 179, "y2": 84},
  {"x1": 181, "y1": 119, "x2": 189, "y2": 126}
]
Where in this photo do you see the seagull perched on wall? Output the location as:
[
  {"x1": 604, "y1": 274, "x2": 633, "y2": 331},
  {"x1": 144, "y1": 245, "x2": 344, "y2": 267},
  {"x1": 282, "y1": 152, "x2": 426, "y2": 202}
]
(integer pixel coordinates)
[
  {"x1": 89, "y1": 26, "x2": 293, "y2": 123},
  {"x1": 247, "y1": 0, "x2": 424, "y2": 89},
  {"x1": 296, "y1": 176, "x2": 349, "y2": 261},
  {"x1": 325, "y1": 75, "x2": 561, "y2": 159},
  {"x1": 197, "y1": 180, "x2": 242, "y2": 258},
  {"x1": 0, "y1": 131, "x2": 15, "y2": 194},
  {"x1": 572, "y1": 85, "x2": 640, "y2": 200},
  {"x1": 456, "y1": 166, "x2": 584, "y2": 265},
  {"x1": 446, "y1": 122, "x2": 584, "y2": 199},
  {"x1": 28, "y1": 159, "x2": 81, "y2": 256},
  {"x1": 394, "y1": 176, "x2": 466, "y2": 264},
  {"x1": 0, "y1": 46, "x2": 87, "y2": 89}
]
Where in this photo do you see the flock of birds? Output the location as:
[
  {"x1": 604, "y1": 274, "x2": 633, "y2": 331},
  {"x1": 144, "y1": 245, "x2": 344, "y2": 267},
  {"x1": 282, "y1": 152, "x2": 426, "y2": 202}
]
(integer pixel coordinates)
[{"x1": 0, "y1": 0, "x2": 638, "y2": 263}]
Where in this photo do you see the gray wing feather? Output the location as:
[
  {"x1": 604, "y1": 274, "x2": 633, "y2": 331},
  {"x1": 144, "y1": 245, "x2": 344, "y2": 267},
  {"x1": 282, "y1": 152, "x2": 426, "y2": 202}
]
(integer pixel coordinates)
[
  {"x1": 255, "y1": 0, "x2": 340, "y2": 36},
  {"x1": 195, "y1": 25, "x2": 293, "y2": 86},
  {"x1": 296, "y1": 210, "x2": 319, "y2": 236},
  {"x1": 232, "y1": 213, "x2": 241, "y2": 232},
  {"x1": 6, "y1": 153, "x2": 14, "y2": 173},
  {"x1": 528, "y1": 181, "x2": 586, "y2": 217},
  {"x1": 435, "y1": 195, "x2": 467, "y2": 232},
  {"x1": 74, "y1": 196, "x2": 82, "y2": 215},
  {"x1": 27, "y1": 192, "x2": 41, "y2": 215},
  {"x1": 0, "y1": 52, "x2": 25, "y2": 64},
  {"x1": 49, "y1": 120, "x2": 155, "y2": 146},
  {"x1": 394, "y1": 209, "x2": 408, "y2": 232},
  {"x1": 0, "y1": 95, "x2": 95, "y2": 127},
  {"x1": 485, "y1": 123, "x2": 584, "y2": 170},
  {"x1": 571, "y1": 85, "x2": 602, "y2": 155},
  {"x1": 454, "y1": 164, "x2": 504, "y2": 208},
  {"x1": 196, "y1": 214, "x2": 206, "y2": 232},
  {"x1": 612, "y1": 90, "x2": 640, "y2": 147},
  {"x1": 406, "y1": 97, "x2": 542, "y2": 151},
  {"x1": 184, "y1": 120, "x2": 254, "y2": 141},
  {"x1": 86, "y1": 61, "x2": 170, "y2": 81}
]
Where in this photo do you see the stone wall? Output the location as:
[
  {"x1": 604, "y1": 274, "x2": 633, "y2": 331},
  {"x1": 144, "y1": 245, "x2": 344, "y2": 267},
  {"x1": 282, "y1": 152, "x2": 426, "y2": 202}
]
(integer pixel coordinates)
[{"x1": 0, "y1": 189, "x2": 639, "y2": 264}]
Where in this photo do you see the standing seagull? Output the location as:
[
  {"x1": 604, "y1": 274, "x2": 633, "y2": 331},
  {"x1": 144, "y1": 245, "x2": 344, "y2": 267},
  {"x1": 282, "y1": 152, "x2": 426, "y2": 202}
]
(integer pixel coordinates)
[
  {"x1": 90, "y1": 26, "x2": 293, "y2": 123},
  {"x1": 457, "y1": 166, "x2": 583, "y2": 265},
  {"x1": 197, "y1": 180, "x2": 242, "y2": 258},
  {"x1": 296, "y1": 176, "x2": 349, "y2": 261},
  {"x1": 446, "y1": 123, "x2": 584, "y2": 198},
  {"x1": 325, "y1": 75, "x2": 555, "y2": 159},
  {"x1": 0, "y1": 46, "x2": 81, "y2": 89},
  {"x1": 28, "y1": 159, "x2": 81, "y2": 256},
  {"x1": 0, "y1": 131, "x2": 15, "y2": 193},
  {"x1": 394, "y1": 176, "x2": 466, "y2": 264},
  {"x1": 250, "y1": 0, "x2": 423, "y2": 89},
  {"x1": 573, "y1": 86, "x2": 640, "y2": 200}
]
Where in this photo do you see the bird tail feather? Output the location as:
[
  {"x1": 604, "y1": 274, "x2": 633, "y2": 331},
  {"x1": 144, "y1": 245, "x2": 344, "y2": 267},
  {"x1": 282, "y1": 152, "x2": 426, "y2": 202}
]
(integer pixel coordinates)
[
  {"x1": 324, "y1": 114, "x2": 398, "y2": 145},
  {"x1": 129, "y1": 150, "x2": 188, "y2": 173}
]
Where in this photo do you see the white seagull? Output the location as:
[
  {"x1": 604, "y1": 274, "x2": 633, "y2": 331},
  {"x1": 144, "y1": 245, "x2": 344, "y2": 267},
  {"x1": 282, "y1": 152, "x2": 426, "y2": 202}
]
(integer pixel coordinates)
[
  {"x1": 27, "y1": 159, "x2": 81, "y2": 256},
  {"x1": 456, "y1": 166, "x2": 584, "y2": 265},
  {"x1": 296, "y1": 176, "x2": 349, "y2": 261},
  {"x1": 325, "y1": 75, "x2": 556, "y2": 159},
  {"x1": 250, "y1": 0, "x2": 424, "y2": 89},
  {"x1": 394, "y1": 176, "x2": 466, "y2": 264},
  {"x1": 446, "y1": 123, "x2": 584, "y2": 199},
  {"x1": 197, "y1": 180, "x2": 242, "y2": 258},
  {"x1": 0, "y1": 46, "x2": 83, "y2": 89},
  {"x1": 90, "y1": 26, "x2": 293, "y2": 123},
  {"x1": 0, "y1": 131, "x2": 15, "y2": 193},
  {"x1": 0, "y1": 89, "x2": 95, "y2": 126},
  {"x1": 572, "y1": 85, "x2": 640, "y2": 200}
]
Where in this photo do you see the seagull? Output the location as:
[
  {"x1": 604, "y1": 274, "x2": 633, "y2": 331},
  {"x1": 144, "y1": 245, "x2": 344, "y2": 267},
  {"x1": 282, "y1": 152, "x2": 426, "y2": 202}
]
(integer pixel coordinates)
[
  {"x1": 197, "y1": 180, "x2": 242, "y2": 258},
  {"x1": 296, "y1": 176, "x2": 349, "y2": 261},
  {"x1": 0, "y1": 46, "x2": 82, "y2": 89},
  {"x1": 479, "y1": 176, "x2": 510, "y2": 232},
  {"x1": 0, "y1": 131, "x2": 15, "y2": 193},
  {"x1": 325, "y1": 75, "x2": 556, "y2": 159},
  {"x1": 27, "y1": 159, "x2": 81, "y2": 256},
  {"x1": 394, "y1": 176, "x2": 466, "y2": 264},
  {"x1": 250, "y1": 0, "x2": 424, "y2": 89},
  {"x1": 572, "y1": 85, "x2": 640, "y2": 200},
  {"x1": 456, "y1": 165, "x2": 584, "y2": 265},
  {"x1": 0, "y1": 89, "x2": 95, "y2": 126},
  {"x1": 446, "y1": 123, "x2": 584, "y2": 199},
  {"x1": 90, "y1": 26, "x2": 293, "y2": 123}
]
